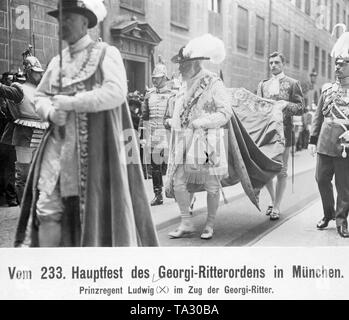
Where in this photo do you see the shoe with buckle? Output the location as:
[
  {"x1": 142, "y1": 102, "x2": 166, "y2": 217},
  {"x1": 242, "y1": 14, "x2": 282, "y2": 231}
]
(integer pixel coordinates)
[
  {"x1": 270, "y1": 210, "x2": 280, "y2": 221},
  {"x1": 200, "y1": 227, "x2": 214, "y2": 240},
  {"x1": 266, "y1": 205, "x2": 273, "y2": 216},
  {"x1": 337, "y1": 224, "x2": 349, "y2": 238},
  {"x1": 316, "y1": 217, "x2": 332, "y2": 229},
  {"x1": 168, "y1": 227, "x2": 195, "y2": 239}
]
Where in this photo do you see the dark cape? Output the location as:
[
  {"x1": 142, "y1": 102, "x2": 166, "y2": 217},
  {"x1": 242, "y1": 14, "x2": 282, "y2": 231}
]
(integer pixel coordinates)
[
  {"x1": 186, "y1": 109, "x2": 282, "y2": 210},
  {"x1": 15, "y1": 101, "x2": 159, "y2": 247}
]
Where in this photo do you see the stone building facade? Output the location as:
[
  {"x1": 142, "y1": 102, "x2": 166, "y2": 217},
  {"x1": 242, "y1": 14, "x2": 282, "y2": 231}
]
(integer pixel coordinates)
[
  {"x1": 1, "y1": 0, "x2": 349, "y2": 105},
  {"x1": 0, "y1": 0, "x2": 58, "y2": 73}
]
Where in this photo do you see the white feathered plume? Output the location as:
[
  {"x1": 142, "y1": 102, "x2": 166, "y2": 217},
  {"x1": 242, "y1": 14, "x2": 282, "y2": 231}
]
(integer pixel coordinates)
[
  {"x1": 331, "y1": 23, "x2": 349, "y2": 58},
  {"x1": 183, "y1": 34, "x2": 226, "y2": 64},
  {"x1": 82, "y1": 0, "x2": 107, "y2": 24}
]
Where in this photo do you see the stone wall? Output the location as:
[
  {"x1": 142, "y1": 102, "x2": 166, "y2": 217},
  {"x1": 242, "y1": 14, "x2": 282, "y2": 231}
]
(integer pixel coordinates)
[{"x1": 0, "y1": 0, "x2": 58, "y2": 73}]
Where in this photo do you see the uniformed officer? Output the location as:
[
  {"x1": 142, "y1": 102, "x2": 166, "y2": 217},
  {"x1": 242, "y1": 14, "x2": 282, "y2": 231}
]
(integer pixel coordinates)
[
  {"x1": 141, "y1": 58, "x2": 174, "y2": 206},
  {"x1": 309, "y1": 24, "x2": 349, "y2": 238}
]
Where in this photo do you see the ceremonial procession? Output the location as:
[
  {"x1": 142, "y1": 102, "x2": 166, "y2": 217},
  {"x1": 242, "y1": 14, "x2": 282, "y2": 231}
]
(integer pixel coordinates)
[{"x1": 1, "y1": 0, "x2": 349, "y2": 248}]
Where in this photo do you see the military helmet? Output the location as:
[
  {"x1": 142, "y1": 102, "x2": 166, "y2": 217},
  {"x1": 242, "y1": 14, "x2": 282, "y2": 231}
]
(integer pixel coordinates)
[{"x1": 23, "y1": 56, "x2": 44, "y2": 73}]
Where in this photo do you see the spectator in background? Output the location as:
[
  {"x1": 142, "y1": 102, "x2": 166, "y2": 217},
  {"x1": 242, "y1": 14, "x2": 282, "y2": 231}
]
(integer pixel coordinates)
[
  {"x1": 0, "y1": 55, "x2": 48, "y2": 203},
  {"x1": 0, "y1": 73, "x2": 18, "y2": 207}
]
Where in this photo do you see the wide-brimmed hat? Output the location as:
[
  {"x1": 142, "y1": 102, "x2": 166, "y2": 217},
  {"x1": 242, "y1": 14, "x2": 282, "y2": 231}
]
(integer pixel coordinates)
[
  {"x1": 171, "y1": 34, "x2": 225, "y2": 64},
  {"x1": 171, "y1": 46, "x2": 210, "y2": 64},
  {"x1": 48, "y1": 0, "x2": 107, "y2": 29}
]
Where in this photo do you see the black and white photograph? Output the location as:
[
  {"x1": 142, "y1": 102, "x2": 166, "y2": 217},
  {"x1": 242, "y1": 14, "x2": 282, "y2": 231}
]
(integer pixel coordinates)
[{"x1": 0, "y1": 0, "x2": 349, "y2": 303}]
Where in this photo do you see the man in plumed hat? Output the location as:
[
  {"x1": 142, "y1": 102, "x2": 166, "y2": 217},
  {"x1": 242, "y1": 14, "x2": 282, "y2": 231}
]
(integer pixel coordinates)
[
  {"x1": 141, "y1": 57, "x2": 175, "y2": 206},
  {"x1": 309, "y1": 24, "x2": 349, "y2": 238},
  {"x1": 166, "y1": 34, "x2": 283, "y2": 240},
  {"x1": 166, "y1": 34, "x2": 233, "y2": 240},
  {"x1": 15, "y1": 0, "x2": 159, "y2": 247}
]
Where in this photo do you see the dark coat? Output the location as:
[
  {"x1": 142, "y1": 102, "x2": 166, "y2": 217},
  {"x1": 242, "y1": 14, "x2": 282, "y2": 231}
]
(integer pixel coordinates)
[{"x1": 15, "y1": 44, "x2": 159, "y2": 247}]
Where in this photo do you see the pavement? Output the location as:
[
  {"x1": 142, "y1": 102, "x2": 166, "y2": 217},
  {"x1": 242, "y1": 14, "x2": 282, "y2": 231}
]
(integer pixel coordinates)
[
  {"x1": 253, "y1": 198, "x2": 349, "y2": 247},
  {"x1": 2, "y1": 149, "x2": 343, "y2": 247},
  {"x1": 148, "y1": 149, "x2": 317, "y2": 231}
]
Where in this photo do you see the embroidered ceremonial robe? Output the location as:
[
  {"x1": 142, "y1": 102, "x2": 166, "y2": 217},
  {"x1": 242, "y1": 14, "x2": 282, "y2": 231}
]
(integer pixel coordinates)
[
  {"x1": 15, "y1": 35, "x2": 159, "y2": 247},
  {"x1": 166, "y1": 70, "x2": 283, "y2": 210}
]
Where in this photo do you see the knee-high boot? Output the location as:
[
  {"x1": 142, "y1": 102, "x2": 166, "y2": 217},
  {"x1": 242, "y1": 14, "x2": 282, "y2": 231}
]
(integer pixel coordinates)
[
  {"x1": 15, "y1": 162, "x2": 30, "y2": 203},
  {"x1": 168, "y1": 190, "x2": 195, "y2": 238},
  {"x1": 201, "y1": 192, "x2": 220, "y2": 239}
]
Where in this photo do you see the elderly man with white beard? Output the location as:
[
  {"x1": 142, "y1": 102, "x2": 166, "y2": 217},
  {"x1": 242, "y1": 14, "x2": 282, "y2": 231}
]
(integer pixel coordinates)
[{"x1": 166, "y1": 34, "x2": 232, "y2": 240}]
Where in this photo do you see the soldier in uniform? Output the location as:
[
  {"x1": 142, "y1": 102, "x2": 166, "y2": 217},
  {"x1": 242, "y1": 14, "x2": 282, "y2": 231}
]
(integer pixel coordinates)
[
  {"x1": 257, "y1": 51, "x2": 305, "y2": 220},
  {"x1": 142, "y1": 58, "x2": 174, "y2": 206},
  {"x1": 309, "y1": 25, "x2": 349, "y2": 237},
  {"x1": 0, "y1": 52, "x2": 48, "y2": 203}
]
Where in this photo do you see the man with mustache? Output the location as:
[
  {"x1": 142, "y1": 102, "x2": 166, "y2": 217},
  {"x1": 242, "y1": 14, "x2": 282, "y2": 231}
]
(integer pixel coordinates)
[
  {"x1": 15, "y1": 0, "x2": 159, "y2": 247},
  {"x1": 257, "y1": 52, "x2": 305, "y2": 221},
  {"x1": 141, "y1": 59, "x2": 174, "y2": 206},
  {"x1": 309, "y1": 24, "x2": 349, "y2": 238}
]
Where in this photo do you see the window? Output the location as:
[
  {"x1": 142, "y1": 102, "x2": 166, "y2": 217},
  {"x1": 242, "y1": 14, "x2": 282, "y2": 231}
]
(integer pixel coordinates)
[
  {"x1": 328, "y1": 54, "x2": 332, "y2": 80},
  {"x1": 336, "y1": 3, "x2": 340, "y2": 37},
  {"x1": 305, "y1": 0, "x2": 311, "y2": 15},
  {"x1": 255, "y1": 15, "x2": 265, "y2": 56},
  {"x1": 294, "y1": 35, "x2": 301, "y2": 68},
  {"x1": 344, "y1": 10, "x2": 346, "y2": 23},
  {"x1": 120, "y1": 0, "x2": 145, "y2": 14},
  {"x1": 283, "y1": 29, "x2": 291, "y2": 63},
  {"x1": 271, "y1": 23, "x2": 279, "y2": 53},
  {"x1": 315, "y1": 46, "x2": 320, "y2": 73},
  {"x1": 321, "y1": 49, "x2": 326, "y2": 76},
  {"x1": 208, "y1": 0, "x2": 221, "y2": 13},
  {"x1": 314, "y1": 91, "x2": 319, "y2": 105},
  {"x1": 237, "y1": 6, "x2": 249, "y2": 50},
  {"x1": 171, "y1": 0, "x2": 190, "y2": 29},
  {"x1": 296, "y1": 0, "x2": 302, "y2": 9},
  {"x1": 303, "y1": 40, "x2": 309, "y2": 70},
  {"x1": 208, "y1": 0, "x2": 222, "y2": 35}
]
